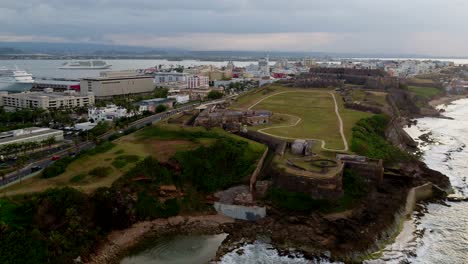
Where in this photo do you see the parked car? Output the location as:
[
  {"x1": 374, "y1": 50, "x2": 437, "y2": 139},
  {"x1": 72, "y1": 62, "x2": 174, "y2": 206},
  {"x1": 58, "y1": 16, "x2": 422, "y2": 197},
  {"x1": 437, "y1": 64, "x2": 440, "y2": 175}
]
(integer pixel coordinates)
[{"x1": 51, "y1": 156, "x2": 61, "y2": 161}]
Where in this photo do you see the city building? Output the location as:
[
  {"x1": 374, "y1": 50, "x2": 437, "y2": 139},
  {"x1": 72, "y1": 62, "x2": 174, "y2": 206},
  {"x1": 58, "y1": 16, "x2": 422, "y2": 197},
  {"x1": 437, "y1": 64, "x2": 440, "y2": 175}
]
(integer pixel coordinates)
[
  {"x1": 80, "y1": 73, "x2": 155, "y2": 99},
  {"x1": 168, "y1": 94, "x2": 190, "y2": 104},
  {"x1": 153, "y1": 72, "x2": 189, "y2": 88},
  {"x1": 88, "y1": 104, "x2": 134, "y2": 122},
  {"x1": 187, "y1": 75, "x2": 209, "y2": 89},
  {"x1": 0, "y1": 89, "x2": 95, "y2": 110},
  {"x1": 0, "y1": 127, "x2": 64, "y2": 147}
]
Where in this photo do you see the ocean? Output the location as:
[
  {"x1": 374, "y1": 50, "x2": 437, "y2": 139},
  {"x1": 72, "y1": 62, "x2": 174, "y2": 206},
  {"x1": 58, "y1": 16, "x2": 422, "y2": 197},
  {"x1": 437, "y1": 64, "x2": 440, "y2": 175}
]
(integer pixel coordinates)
[
  {"x1": 0, "y1": 59, "x2": 263, "y2": 80},
  {"x1": 369, "y1": 99, "x2": 468, "y2": 264}
]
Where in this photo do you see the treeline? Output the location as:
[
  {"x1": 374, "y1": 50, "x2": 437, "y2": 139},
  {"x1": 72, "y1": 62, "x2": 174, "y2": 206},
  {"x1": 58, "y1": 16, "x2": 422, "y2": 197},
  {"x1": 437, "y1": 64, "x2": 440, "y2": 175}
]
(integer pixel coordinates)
[
  {"x1": 351, "y1": 114, "x2": 409, "y2": 164},
  {"x1": 0, "y1": 134, "x2": 263, "y2": 263}
]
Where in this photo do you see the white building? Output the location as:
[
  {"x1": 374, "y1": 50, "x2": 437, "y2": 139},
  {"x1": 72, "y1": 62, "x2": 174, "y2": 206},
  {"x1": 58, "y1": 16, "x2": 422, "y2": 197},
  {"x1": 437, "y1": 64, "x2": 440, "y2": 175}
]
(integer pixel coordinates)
[
  {"x1": 0, "y1": 127, "x2": 64, "y2": 147},
  {"x1": 88, "y1": 104, "x2": 134, "y2": 122},
  {"x1": 0, "y1": 89, "x2": 94, "y2": 110},
  {"x1": 187, "y1": 75, "x2": 209, "y2": 89},
  {"x1": 154, "y1": 72, "x2": 189, "y2": 86},
  {"x1": 168, "y1": 94, "x2": 190, "y2": 104}
]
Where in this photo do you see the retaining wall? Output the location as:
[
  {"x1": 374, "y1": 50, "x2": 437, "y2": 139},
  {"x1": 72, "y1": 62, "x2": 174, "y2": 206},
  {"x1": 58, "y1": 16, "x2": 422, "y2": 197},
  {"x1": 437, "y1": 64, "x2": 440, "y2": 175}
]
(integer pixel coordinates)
[{"x1": 271, "y1": 162, "x2": 344, "y2": 200}]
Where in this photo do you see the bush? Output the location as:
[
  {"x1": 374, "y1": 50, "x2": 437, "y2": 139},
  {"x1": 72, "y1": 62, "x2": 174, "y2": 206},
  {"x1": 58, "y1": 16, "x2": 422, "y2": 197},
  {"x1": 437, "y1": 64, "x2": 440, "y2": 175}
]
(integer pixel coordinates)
[
  {"x1": 112, "y1": 155, "x2": 139, "y2": 169},
  {"x1": 351, "y1": 114, "x2": 409, "y2": 164},
  {"x1": 41, "y1": 157, "x2": 73, "y2": 179},
  {"x1": 175, "y1": 138, "x2": 258, "y2": 192},
  {"x1": 135, "y1": 191, "x2": 180, "y2": 220},
  {"x1": 156, "y1": 104, "x2": 167, "y2": 113},
  {"x1": 207, "y1": 90, "x2": 223, "y2": 100},
  {"x1": 118, "y1": 156, "x2": 173, "y2": 186},
  {"x1": 88, "y1": 166, "x2": 112, "y2": 178},
  {"x1": 69, "y1": 173, "x2": 87, "y2": 183}
]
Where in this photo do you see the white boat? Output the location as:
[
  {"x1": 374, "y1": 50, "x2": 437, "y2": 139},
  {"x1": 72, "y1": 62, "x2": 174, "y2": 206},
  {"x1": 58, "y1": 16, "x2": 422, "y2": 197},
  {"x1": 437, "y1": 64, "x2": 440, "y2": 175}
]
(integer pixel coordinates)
[
  {"x1": 59, "y1": 60, "x2": 112, "y2": 70},
  {"x1": 0, "y1": 67, "x2": 34, "y2": 92}
]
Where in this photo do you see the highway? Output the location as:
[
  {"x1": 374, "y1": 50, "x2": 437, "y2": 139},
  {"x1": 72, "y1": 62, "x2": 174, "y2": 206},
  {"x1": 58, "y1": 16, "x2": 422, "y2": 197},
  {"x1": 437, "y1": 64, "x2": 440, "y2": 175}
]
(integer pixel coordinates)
[{"x1": 0, "y1": 102, "x2": 200, "y2": 188}]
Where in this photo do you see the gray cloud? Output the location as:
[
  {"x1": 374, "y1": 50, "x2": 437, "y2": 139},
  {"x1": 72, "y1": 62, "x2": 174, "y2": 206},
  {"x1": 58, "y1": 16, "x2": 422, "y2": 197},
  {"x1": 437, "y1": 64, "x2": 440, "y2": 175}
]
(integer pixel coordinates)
[{"x1": 1, "y1": 0, "x2": 468, "y2": 55}]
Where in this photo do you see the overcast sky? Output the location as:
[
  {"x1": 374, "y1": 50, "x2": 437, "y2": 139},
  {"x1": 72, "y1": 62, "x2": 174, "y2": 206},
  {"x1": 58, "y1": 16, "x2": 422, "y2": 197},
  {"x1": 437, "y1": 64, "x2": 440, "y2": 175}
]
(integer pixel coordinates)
[{"x1": 1, "y1": 0, "x2": 468, "y2": 56}]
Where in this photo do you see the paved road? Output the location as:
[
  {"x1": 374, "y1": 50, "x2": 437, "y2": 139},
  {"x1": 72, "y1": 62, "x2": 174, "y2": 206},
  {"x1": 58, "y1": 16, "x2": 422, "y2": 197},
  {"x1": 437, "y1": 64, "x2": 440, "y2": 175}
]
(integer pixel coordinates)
[
  {"x1": 0, "y1": 92, "x2": 243, "y2": 189},
  {"x1": 0, "y1": 103, "x2": 199, "y2": 188}
]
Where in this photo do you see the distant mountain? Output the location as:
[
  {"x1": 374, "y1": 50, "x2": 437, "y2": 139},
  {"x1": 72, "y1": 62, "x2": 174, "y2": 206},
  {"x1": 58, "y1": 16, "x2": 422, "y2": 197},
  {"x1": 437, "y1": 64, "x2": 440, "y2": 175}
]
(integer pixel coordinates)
[
  {"x1": 0, "y1": 41, "x2": 444, "y2": 59},
  {"x1": 0, "y1": 42, "x2": 180, "y2": 55}
]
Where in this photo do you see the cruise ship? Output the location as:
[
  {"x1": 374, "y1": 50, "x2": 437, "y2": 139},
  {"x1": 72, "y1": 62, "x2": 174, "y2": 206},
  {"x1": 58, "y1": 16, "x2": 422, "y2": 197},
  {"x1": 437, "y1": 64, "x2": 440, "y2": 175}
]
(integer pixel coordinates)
[
  {"x1": 59, "y1": 60, "x2": 112, "y2": 69},
  {"x1": 0, "y1": 67, "x2": 34, "y2": 92}
]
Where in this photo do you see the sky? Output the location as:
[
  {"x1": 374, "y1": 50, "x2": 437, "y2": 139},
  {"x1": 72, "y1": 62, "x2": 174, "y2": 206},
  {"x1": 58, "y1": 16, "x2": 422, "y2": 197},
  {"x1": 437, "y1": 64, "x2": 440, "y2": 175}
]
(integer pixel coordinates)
[{"x1": 1, "y1": 0, "x2": 468, "y2": 56}]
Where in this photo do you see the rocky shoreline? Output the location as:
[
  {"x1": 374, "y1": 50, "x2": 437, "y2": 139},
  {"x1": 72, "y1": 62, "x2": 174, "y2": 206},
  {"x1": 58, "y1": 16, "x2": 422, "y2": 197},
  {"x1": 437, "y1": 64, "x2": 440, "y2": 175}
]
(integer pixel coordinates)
[{"x1": 86, "y1": 214, "x2": 234, "y2": 264}]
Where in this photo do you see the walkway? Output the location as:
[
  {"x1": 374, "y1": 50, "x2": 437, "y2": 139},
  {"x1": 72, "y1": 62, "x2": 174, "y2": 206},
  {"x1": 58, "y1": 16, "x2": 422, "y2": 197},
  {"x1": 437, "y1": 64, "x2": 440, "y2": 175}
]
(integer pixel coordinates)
[{"x1": 248, "y1": 91, "x2": 348, "y2": 152}]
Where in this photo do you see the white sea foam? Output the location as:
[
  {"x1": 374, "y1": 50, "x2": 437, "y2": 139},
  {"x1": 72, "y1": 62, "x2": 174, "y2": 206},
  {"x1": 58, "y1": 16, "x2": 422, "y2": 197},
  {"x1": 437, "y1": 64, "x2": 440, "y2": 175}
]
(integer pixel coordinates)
[
  {"x1": 371, "y1": 98, "x2": 468, "y2": 263},
  {"x1": 219, "y1": 240, "x2": 342, "y2": 264}
]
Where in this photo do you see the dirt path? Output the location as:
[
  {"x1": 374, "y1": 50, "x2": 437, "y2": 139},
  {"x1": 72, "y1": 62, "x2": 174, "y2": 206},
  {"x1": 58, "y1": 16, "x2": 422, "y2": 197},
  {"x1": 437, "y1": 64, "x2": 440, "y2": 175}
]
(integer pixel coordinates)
[{"x1": 249, "y1": 91, "x2": 349, "y2": 152}]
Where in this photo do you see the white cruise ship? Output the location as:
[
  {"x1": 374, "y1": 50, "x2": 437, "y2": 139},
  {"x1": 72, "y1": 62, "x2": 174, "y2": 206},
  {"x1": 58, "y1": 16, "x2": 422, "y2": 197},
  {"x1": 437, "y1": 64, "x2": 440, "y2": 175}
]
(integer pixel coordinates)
[
  {"x1": 59, "y1": 60, "x2": 112, "y2": 70},
  {"x1": 0, "y1": 67, "x2": 35, "y2": 92}
]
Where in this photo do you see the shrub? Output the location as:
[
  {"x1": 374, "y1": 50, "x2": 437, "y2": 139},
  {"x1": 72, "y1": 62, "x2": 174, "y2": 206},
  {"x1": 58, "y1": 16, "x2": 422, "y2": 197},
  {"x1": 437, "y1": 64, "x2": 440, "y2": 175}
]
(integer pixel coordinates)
[
  {"x1": 175, "y1": 138, "x2": 258, "y2": 192},
  {"x1": 111, "y1": 155, "x2": 139, "y2": 169},
  {"x1": 207, "y1": 91, "x2": 223, "y2": 100},
  {"x1": 118, "y1": 156, "x2": 173, "y2": 186},
  {"x1": 69, "y1": 173, "x2": 87, "y2": 183},
  {"x1": 135, "y1": 192, "x2": 180, "y2": 220},
  {"x1": 41, "y1": 157, "x2": 73, "y2": 179},
  {"x1": 88, "y1": 166, "x2": 112, "y2": 178},
  {"x1": 156, "y1": 104, "x2": 167, "y2": 113},
  {"x1": 351, "y1": 114, "x2": 409, "y2": 164}
]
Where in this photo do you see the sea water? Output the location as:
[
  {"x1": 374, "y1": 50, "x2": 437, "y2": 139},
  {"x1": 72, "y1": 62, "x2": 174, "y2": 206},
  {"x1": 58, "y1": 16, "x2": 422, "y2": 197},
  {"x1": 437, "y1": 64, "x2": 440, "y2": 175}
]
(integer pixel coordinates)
[{"x1": 369, "y1": 99, "x2": 468, "y2": 264}]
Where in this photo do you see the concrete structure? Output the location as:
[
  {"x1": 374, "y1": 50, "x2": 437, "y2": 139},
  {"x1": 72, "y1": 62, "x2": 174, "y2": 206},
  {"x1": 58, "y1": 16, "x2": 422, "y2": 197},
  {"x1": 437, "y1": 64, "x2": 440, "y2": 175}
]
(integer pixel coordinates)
[
  {"x1": 195, "y1": 105, "x2": 272, "y2": 129},
  {"x1": 32, "y1": 80, "x2": 80, "y2": 91},
  {"x1": 0, "y1": 89, "x2": 94, "y2": 110},
  {"x1": 136, "y1": 98, "x2": 175, "y2": 113},
  {"x1": 0, "y1": 127, "x2": 64, "y2": 147},
  {"x1": 80, "y1": 74, "x2": 155, "y2": 99},
  {"x1": 153, "y1": 72, "x2": 189, "y2": 87},
  {"x1": 336, "y1": 154, "x2": 384, "y2": 184},
  {"x1": 187, "y1": 75, "x2": 209, "y2": 89},
  {"x1": 214, "y1": 202, "x2": 266, "y2": 221},
  {"x1": 291, "y1": 139, "x2": 312, "y2": 156},
  {"x1": 88, "y1": 104, "x2": 133, "y2": 122},
  {"x1": 168, "y1": 94, "x2": 190, "y2": 104}
]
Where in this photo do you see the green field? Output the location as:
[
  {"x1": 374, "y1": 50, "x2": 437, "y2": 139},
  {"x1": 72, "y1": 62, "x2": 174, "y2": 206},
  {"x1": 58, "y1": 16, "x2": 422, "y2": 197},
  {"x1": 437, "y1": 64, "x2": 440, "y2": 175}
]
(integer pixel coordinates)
[
  {"x1": 239, "y1": 88, "x2": 373, "y2": 150},
  {"x1": 408, "y1": 86, "x2": 443, "y2": 99},
  {"x1": 1, "y1": 124, "x2": 266, "y2": 196}
]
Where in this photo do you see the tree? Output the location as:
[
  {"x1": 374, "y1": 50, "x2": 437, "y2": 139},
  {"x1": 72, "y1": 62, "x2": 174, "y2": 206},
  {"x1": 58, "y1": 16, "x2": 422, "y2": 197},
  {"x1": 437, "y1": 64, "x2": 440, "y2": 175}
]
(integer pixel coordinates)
[
  {"x1": 207, "y1": 91, "x2": 223, "y2": 100},
  {"x1": 153, "y1": 88, "x2": 169, "y2": 98},
  {"x1": 155, "y1": 104, "x2": 167, "y2": 113},
  {"x1": 43, "y1": 137, "x2": 57, "y2": 149}
]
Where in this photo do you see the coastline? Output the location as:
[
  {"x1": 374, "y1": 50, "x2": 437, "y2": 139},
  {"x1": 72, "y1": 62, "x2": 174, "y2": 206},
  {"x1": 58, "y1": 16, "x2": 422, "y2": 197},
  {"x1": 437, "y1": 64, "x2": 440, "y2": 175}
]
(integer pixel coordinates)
[
  {"x1": 428, "y1": 94, "x2": 468, "y2": 108},
  {"x1": 86, "y1": 214, "x2": 234, "y2": 264}
]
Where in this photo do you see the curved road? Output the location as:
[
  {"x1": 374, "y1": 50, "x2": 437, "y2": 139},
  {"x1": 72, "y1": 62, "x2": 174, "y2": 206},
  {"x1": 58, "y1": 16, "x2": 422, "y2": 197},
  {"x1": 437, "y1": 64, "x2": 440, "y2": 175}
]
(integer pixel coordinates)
[{"x1": 249, "y1": 91, "x2": 348, "y2": 152}]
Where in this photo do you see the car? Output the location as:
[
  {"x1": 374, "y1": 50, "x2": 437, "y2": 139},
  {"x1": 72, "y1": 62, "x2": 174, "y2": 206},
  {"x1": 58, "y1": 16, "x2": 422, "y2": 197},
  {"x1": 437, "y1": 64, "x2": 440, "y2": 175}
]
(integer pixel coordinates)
[
  {"x1": 51, "y1": 156, "x2": 61, "y2": 161},
  {"x1": 31, "y1": 166, "x2": 42, "y2": 172}
]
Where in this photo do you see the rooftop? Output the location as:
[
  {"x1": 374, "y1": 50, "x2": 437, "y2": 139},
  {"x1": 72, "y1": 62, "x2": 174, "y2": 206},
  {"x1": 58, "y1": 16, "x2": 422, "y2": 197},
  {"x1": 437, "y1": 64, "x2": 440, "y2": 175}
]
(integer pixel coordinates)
[{"x1": 0, "y1": 127, "x2": 62, "y2": 144}]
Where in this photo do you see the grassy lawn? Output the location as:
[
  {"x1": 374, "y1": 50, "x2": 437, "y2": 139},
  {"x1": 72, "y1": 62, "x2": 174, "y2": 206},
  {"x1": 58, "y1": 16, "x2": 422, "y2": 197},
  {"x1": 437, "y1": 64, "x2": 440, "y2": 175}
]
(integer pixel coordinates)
[
  {"x1": 350, "y1": 90, "x2": 388, "y2": 107},
  {"x1": 245, "y1": 88, "x2": 372, "y2": 150},
  {"x1": 408, "y1": 86, "x2": 443, "y2": 99},
  {"x1": 1, "y1": 124, "x2": 266, "y2": 196}
]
